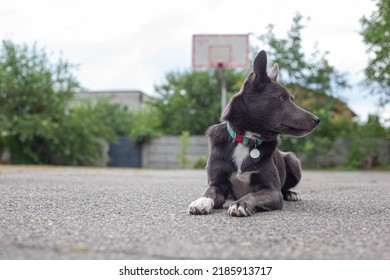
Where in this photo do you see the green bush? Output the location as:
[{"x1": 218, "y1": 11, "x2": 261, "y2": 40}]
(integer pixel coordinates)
[
  {"x1": 193, "y1": 155, "x2": 208, "y2": 169},
  {"x1": 0, "y1": 40, "x2": 161, "y2": 165},
  {"x1": 176, "y1": 130, "x2": 190, "y2": 168}
]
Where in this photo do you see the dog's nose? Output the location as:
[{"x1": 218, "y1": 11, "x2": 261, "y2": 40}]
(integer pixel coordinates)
[{"x1": 313, "y1": 116, "x2": 320, "y2": 124}]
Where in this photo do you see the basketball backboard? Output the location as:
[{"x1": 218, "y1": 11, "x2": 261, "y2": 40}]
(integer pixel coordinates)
[{"x1": 192, "y1": 34, "x2": 250, "y2": 69}]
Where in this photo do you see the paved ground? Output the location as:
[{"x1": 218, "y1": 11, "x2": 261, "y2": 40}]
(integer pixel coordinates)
[{"x1": 0, "y1": 166, "x2": 389, "y2": 259}]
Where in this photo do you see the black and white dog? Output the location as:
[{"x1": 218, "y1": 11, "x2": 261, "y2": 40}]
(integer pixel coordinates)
[{"x1": 188, "y1": 50, "x2": 320, "y2": 217}]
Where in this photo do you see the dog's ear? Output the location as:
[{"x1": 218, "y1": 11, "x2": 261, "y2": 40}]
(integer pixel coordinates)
[
  {"x1": 269, "y1": 63, "x2": 279, "y2": 82},
  {"x1": 253, "y1": 50, "x2": 269, "y2": 82}
]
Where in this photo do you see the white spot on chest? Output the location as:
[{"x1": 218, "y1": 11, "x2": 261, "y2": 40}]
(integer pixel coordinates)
[
  {"x1": 232, "y1": 143, "x2": 249, "y2": 172},
  {"x1": 230, "y1": 143, "x2": 257, "y2": 199}
]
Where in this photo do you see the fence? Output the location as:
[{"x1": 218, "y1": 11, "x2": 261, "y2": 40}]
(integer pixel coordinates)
[
  {"x1": 141, "y1": 136, "x2": 390, "y2": 169},
  {"x1": 142, "y1": 136, "x2": 208, "y2": 169}
]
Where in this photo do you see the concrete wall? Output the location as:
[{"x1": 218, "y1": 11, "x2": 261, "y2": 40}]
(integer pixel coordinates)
[
  {"x1": 142, "y1": 136, "x2": 208, "y2": 169},
  {"x1": 301, "y1": 137, "x2": 390, "y2": 168},
  {"x1": 141, "y1": 136, "x2": 390, "y2": 169}
]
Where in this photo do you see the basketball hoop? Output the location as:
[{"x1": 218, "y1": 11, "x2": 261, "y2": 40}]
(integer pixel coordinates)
[
  {"x1": 192, "y1": 34, "x2": 250, "y2": 113},
  {"x1": 192, "y1": 34, "x2": 249, "y2": 69},
  {"x1": 217, "y1": 62, "x2": 224, "y2": 68}
]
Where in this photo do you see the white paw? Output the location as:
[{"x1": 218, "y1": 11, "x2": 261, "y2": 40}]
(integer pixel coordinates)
[
  {"x1": 285, "y1": 192, "x2": 301, "y2": 201},
  {"x1": 228, "y1": 203, "x2": 252, "y2": 217},
  {"x1": 188, "y1": 197, "x2": 214, "y2": 215}
]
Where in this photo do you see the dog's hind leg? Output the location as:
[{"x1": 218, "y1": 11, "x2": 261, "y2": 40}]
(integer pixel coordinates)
[{"x1": 282, "y1": 152, "x2": 302, "y2": 201}]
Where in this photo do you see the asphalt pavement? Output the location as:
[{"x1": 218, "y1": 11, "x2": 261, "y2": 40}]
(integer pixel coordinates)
[{"x1": 0, "y1": 166, "x2": 389, "y2": 259}]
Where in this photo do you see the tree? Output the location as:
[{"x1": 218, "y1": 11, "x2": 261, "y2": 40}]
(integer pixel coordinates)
[
  {"x1": 0, "y1": 40, "x2": 160, "y2": 165},
  {"x1": 151, "y1": 69, "x2": 247, "y2": 135},
  {"x1": 258, "y1": 13, "x2": 349, "y2": 96},
  {"x1": 360, "y1": 0, "x2": 390, "y2": 105},
  {"x1": 0, "y1": 40, "x2": 80, "y2": 163},
  {"x1": 55, "y1": 100, "x2": 160, "y2": 165},
  {"x1": 257, "y1": 13, "x2": 354, "y2": 167},
  {"x1": 347, "y1": 114, "x2": 390, "y2": 168}
]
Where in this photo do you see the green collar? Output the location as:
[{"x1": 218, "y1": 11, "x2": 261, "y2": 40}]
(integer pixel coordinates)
[{"x1": 227, "y1": 122, "x2": 262, "y2": 146}]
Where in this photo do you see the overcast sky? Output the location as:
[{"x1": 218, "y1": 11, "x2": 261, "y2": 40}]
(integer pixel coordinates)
[{"x1": 0, "y1": 0, "x2": 388, "y2": 122}]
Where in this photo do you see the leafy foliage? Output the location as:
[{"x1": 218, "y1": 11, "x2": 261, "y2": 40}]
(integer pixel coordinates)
[
  {"x1": 151, "y1": 69, "x2": 247, "y2": 135},
  {"x1": 176, "y1": 130, "x2": 191, "y2": 168},
  {"x1": 0, "y1": 40, "x2": 80, "y2": 164},
  {"x1": 346, "y1": 115, "x2": 389, "y2": 168},
  {"x1": 0, "y1": 40, "x2": 160, "y2": 165},
  {"x1": 360, "y1": 0, "x2": 390, "y2": 105},
  {"x1": 258, "y1": 13, "x2": 350, "y2": 96},
  {"x1": 126, "y1": 108, "x2": 162, "y2": 143}
]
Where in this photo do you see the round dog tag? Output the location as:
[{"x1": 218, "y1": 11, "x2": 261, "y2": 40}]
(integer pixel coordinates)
[{"x1": 250, "y1": 148, "x2": 260, "y2": 159}]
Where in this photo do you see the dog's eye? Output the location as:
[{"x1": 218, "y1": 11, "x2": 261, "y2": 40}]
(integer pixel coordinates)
[{"x1": 280, "y1": 96, "x2": 286, "y2": 102}]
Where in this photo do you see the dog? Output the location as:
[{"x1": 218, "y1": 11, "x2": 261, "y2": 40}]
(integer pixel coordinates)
[{"x1": 188, "y1": 50, "x2": 320, "y2": 217}]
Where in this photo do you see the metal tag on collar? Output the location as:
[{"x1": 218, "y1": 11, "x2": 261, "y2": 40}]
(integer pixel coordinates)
[{"x1": 250, "y1": 147, "x2": 260, "y2": 159}]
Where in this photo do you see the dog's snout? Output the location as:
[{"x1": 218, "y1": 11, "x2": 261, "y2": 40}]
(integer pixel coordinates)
[{"x1": 313, "y1": 116, "x2": 320, "y2": 124}]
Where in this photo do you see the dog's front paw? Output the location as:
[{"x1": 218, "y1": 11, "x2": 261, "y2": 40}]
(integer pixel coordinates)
[
  {"x1": 188, "y1": 197, "x2": 214, "y2": 215},
  {"x1": 228, "y1": 201, "x2": 255, "y2": 217}
]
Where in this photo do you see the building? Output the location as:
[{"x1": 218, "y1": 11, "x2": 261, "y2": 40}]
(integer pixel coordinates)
[
  {"x1": 75, "y1": 90, "x2": 152, "y2": 168},
  {"x1": 76, "y1": 90, "x2": 151, "y2": 110}
]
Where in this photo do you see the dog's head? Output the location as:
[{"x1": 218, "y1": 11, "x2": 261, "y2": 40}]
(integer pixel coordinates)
[{"x1": 222, "y1": 50, "x2": 320, "y2": 139}]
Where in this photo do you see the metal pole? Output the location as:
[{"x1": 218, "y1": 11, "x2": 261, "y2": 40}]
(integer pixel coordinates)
[{"x1": 220, "y1": 67, "x2": 227, "y2": 115}]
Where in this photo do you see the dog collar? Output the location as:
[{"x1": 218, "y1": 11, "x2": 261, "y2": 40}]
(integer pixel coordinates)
[{"x1": 226, "y1": 122, "x2": 262, "y2": 146}]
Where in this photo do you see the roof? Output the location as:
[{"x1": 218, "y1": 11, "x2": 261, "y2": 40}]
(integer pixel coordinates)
[
  {"x1": 78, "y1": 90, "x2": 151, "y2": 97},
  {"x1": 75, "y1": 90, "x2": 153, "y2": 111},
  {"x1": 286, "y1": 84, "x2": 357, "y2": 120}
]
